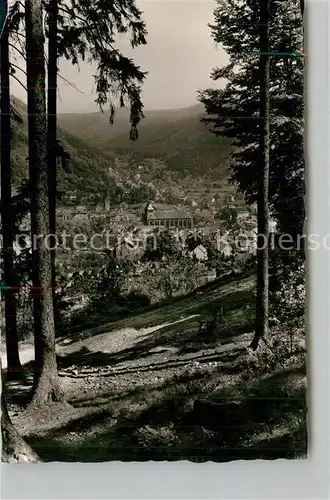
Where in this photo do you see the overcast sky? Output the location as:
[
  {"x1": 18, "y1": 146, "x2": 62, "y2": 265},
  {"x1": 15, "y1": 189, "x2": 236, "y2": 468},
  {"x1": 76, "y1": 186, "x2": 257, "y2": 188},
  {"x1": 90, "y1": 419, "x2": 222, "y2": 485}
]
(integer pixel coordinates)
[{"x1": 11, "y1": 1, "x2": 228, "y2": 113}]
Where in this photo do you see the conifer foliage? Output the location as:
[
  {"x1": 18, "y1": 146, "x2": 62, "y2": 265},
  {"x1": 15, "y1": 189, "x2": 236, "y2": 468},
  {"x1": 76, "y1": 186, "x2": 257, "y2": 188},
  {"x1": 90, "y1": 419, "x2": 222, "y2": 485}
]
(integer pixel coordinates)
[
  {"x1": 56, "y1": 0, "x2": 147, "y2": 139},
  {"x1": 199, "y1": 0, "x2": 305, "y2": 346},
  {"x1": 198, "y1": 0, "x2": 304, "y2": 239},
  {"x1": 199, "y1": 0, "x2": 305, "y2": 332}
]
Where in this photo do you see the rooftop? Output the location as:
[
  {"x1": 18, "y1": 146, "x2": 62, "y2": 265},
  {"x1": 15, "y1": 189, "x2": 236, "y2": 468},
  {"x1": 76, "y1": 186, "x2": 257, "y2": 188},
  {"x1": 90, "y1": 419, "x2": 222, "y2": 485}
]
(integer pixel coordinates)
[{"x1": 145, "y1": 202, "x2": 192, "y2": 220}]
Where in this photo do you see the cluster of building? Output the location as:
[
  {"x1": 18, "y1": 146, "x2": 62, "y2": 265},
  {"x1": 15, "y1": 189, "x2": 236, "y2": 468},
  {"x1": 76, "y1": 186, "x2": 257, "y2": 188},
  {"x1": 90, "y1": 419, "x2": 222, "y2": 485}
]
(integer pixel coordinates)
[
  {"x1": 55, "y1": 200, "x2": 268, "y2": 264},
  {"x1": 57, "y1": 198, "x2": 111, "y2": 224},
  {"x1": 143, "y1": 202, "x2": 194, "y2": 229},
  {"x1": 57, "y1": 200, "x2": 195, "y2": 228},
  {"x1": 53, "y1": 200, "x2": 269, "y2": 312}
]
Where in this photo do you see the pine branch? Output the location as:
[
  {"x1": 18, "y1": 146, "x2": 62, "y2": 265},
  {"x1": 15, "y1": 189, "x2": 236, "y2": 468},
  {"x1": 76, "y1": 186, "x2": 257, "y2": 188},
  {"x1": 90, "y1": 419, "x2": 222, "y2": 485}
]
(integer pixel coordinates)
[
  {"x1": 8, "y1": 42, "x2": 25, "y2": 59},
  {"x1": 9, "y1": 62, "x2": 27, "y2": 76},
  {"x1": 57, "y1": 72, "x2": 84, "y2": 94},
  {"x1": 9, "y1": 73, "x2": 27, "y2": 91}
]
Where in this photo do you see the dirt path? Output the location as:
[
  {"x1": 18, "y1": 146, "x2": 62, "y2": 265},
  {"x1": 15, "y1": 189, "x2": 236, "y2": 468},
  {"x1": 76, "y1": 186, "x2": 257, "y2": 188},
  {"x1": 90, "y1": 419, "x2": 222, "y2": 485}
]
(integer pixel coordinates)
[
  {"x1": 4, "y1": 275, "x2": 307, "y2": 462},
  {"x1": 59, "y1": 314, "x2": 199, "y2": 353},
  {"x1": 1, "y1": 314, "x2": 200, "y2": 371},
  {"x1": 8, "y1": 311, "x2": 242, "y2": 440}
]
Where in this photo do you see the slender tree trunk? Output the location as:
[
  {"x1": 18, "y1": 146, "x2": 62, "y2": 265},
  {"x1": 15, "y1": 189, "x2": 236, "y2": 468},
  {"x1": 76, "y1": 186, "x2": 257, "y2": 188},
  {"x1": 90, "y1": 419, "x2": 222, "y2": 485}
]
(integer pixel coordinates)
[
  {"x1": 1, "y1": 359, "x2": 40, "y2": 462},
  {"x1": 0, "y1": 20, "x2": 22, "y2": 379},
  {"x1": 300, "y1": 0, "x2": 304, "y2": 18},
  {"x1": 251, "y1": 0, "x2": 271, "y2": 351},
  {"x1": 47, "y1": 0, "x2": 58, "y2": 319},
  {"x1": 25, "y1": 0, "x2": 64, "y2": 406}
]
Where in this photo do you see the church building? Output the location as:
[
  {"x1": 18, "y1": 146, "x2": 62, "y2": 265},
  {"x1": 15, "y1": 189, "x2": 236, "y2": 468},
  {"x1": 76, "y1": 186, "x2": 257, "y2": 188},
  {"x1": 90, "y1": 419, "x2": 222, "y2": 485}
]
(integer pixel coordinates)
[{"x1": 143, "y1": 202, "x2": 194, "y2": 229}]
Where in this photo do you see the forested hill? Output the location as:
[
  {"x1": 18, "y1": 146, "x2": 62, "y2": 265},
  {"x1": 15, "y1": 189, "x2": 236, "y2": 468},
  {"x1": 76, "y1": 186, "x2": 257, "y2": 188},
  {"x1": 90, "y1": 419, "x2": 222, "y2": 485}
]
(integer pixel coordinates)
[
  {"x1": 58, "y1": 103, "x2": 233, "y2": 179},
  {"x1": 11, "y1": 98, "x2": 234, "y2": 206},
  {"x1": 11, "y1": 97, "x2": 119, "y2": 205}
]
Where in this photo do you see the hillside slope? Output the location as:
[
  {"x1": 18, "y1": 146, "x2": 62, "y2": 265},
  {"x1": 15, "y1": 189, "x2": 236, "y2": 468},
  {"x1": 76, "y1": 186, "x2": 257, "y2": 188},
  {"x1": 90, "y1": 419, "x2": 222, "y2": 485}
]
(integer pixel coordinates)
[
  {"x1": 11, "y1": 98, "x2": 236, "y2": 207},
  {"x1": 11, "y1": 97, "x2": 117, "y2": 205},
  {"x1": 58, "y1": 104, "x2": 205, "y2": 140},
  {"x1": 58, "y1": 104, "x2": 233, "y2": 181},
  {"x1": 7, "y1": 273, "x2": 306, "y2": 463}
]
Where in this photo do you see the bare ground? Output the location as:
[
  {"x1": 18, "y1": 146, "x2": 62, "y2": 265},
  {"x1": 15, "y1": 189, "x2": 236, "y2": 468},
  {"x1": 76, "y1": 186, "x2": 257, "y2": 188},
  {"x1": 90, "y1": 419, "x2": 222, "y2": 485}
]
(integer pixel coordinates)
[{"x1": 4, "y1": 275, "x2": 307, "y2": 462}]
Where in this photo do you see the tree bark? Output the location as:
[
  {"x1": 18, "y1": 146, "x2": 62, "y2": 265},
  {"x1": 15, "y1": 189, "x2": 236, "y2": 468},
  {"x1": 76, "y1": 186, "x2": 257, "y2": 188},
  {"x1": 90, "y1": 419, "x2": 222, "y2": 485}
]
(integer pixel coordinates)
[
  {"x1": 25, "y1": 0, "x2": 64, "y2": 406},
  {"x1": 47, "y1": 0, "x2": 58, "y2": 319},
  {"x1": 1, "y1": 359, "x2": 40, "y2": 462},
  {"x1": 251, "y1": 0, "x2": 271, "y2": 350},
  {"x1": 300, "y1": 0, "x2": 304, "y2": 18},
  {"x1": 0, "y1": 19, "x2": 22, "y2": 379}
]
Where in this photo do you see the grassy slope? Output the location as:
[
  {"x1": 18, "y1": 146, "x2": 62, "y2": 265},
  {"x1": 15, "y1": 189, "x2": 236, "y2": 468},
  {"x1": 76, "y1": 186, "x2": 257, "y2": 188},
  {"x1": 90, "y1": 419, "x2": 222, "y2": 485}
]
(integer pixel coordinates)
[
  {"x1": 8, "y1": 273, "x2": 307, "y2": 462},
  {"x1": 61, "y1": 272, "x2": 255, "y2": 345}
]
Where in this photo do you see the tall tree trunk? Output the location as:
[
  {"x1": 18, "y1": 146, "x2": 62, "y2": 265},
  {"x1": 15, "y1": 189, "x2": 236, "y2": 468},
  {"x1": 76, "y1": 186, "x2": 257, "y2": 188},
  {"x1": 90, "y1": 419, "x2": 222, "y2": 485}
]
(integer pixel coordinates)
[
  {"x1": 250, "y1": 0, "x2": 271, "y2": 351},
  {"x1": 0, "y1": 18, "x2": 22, "y2": 379},
  {"x1": 25, "y1": 0, "x2": 64, "y2": 406},
  {"x1": 300, "y1": 0, "x2": 304, "y2": 18},
  {"x1": 47, "y1": 0, "x2": 58, "y2": 320},
  {"x1": 1, "y1": 359, "x2": 40, "y2": 462}
]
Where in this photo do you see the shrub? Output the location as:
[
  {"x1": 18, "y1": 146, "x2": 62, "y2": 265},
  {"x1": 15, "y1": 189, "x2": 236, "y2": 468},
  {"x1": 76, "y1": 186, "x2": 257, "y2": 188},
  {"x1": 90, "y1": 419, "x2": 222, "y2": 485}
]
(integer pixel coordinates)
[
  {"x1": 269, "y1": 263, "x2": 305, "y2": 356},
  {"x1": 135, "y1": 423, "x2": 180, "y2": 450},
  {"x1": 125, "y1": 291, "x2": 151, "y2": 308}
]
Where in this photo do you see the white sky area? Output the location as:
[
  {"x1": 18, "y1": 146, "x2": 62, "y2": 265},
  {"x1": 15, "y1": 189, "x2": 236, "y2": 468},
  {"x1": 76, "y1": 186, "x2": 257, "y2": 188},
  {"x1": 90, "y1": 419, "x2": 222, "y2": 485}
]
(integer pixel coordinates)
[{"x1": 10, "y1": 1, "x2": 228, "y2": 113}]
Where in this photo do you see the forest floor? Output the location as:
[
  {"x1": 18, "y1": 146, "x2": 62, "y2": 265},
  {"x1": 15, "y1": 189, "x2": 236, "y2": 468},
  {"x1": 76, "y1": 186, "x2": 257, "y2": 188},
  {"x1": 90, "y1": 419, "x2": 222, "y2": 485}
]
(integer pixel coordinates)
[{"x1": 5, "y1": 273, "x2": 307, "y2": 462}]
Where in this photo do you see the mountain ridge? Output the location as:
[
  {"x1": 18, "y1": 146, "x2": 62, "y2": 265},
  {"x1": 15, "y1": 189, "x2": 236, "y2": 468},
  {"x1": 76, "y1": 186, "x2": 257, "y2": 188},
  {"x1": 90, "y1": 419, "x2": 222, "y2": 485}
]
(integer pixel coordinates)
[
  {"x1": 10, "y1": 96, "x2": 237, "y2": 208},
  {"x1": 57, "y1": 102, "x2": 233, "y2": 182}
]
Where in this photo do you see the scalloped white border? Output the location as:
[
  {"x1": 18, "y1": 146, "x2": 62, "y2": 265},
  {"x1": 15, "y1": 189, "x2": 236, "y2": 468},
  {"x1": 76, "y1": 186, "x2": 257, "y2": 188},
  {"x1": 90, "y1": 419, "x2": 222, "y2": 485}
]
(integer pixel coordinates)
[{"x1": 1, "y1": 1, "x2": 329, "y2": 498}]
